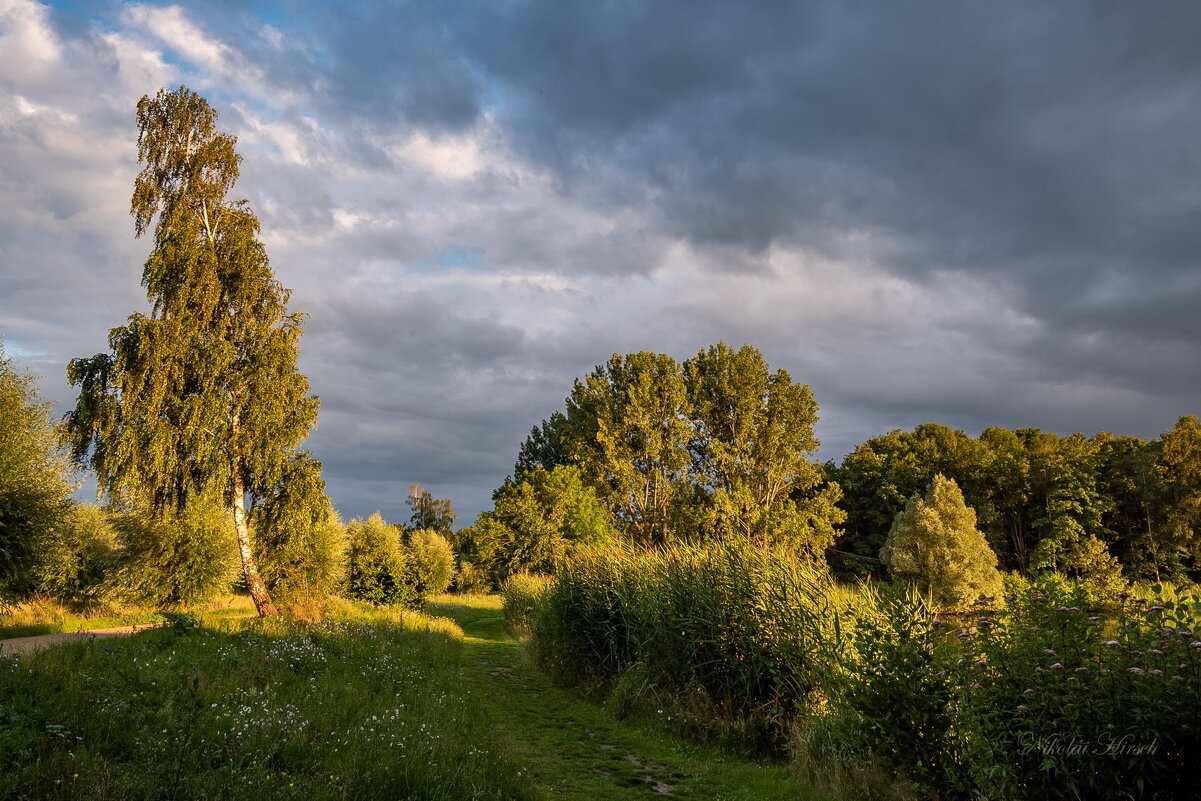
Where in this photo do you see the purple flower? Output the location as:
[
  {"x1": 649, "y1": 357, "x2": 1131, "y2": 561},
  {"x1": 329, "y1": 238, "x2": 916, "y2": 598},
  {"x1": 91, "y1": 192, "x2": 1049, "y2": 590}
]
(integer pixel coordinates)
[
  {"x1": 1148, "y1": 649, "x2": 1164, "y2": 656},
  {"x1": 1191, "y1": 642, "x2": 1201, "y2": 650},
  {"x1": 1075, "y1": 667, "x2": 1088, "y2": 672},
  {"x1": 931, "y1": 619, "x2": 943, "y2": 627},
  {"x1": 1148, "y1": 605, "x2": 1165, "y2": 612},
  {"x1": 1044, "y1": 649, "x2": 1056, "y2": 656},
  {"x1": 1103, "y1": 640, "x2": 1120, "y2": 647},
  {"x1": 973, "y1": 659, "x2": 988, "y2": 667},
  {"x1": 1149, "y1": 669, "x2": 1164, "y2": 676},
  {"x1": 1127, "y1": 667, "x2": 1145, "y2": 674},
  {"x1": 971, "y1": 683, "x2": 982, "y2": 690},
  {"x1": 1050, "y1": 663, "x2": 1064, "y2": 669},
  {"x1": 957, "y1": 631, "x2": 972, "y2": 639}
]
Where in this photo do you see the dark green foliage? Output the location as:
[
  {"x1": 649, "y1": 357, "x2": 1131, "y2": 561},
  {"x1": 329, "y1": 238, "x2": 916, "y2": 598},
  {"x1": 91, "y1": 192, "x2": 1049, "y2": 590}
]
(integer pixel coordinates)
[
  {"x1": 462, "y1": 465, "x2": 615, "y2": 579},
  {"x1": 0, "y1": 344, "x2": 74, "y2": 598},
  {"x1": 345, "y1": 513, "x2": 414, "y2": 606},
  {"x1": 406, "y1": 528, "x2": 455, "y2": 599},
  {"x1": 251, "y1": 454, "x2": 345, "y2": 612},
  {"x1": 683, "y1": 343, "x2": 841, "y2": 553},
  {"x1": 107, "y1": 498, "x2": 239, "y2": 609},
  {"x1": 34, "y1": 504, "x2": 118, "y2": 604},
  {"x1": 835, "y1": 420, "x2": 1201, "y2": 583},
  {"x1": 512, "y1": 411, "x2": 570, "y2": 481}
]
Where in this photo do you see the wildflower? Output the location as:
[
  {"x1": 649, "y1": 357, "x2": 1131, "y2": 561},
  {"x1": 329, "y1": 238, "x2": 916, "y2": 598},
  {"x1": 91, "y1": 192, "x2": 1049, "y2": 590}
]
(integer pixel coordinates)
[
  {"x1": 1148, "y1": 649, "x2": 1163, "y2": 656},
  {"x1": 1050, "y1": 663, "x2": 1064, "y2": 669},
  {"x1": 1148, "y1": 605, "x2": 1165, "y2": 612},
  {"x1": 977, "y1": 617, "x2": 992, "y2": 626},
  {"x1": 1103, "y1": 640, "x2": 1120, "y2": 647},
  {"x1": 973, "y1": 659, "x2": 988, "y2": 667},
  {"x1": 1034, "y1": 666, "x2": 1044, "y2": 672},
  {"x1": 1075, "y1": 667, "x2": 1088, "y2": 672},
  {"x1": 1004, "y1": 594, "x2": 1016, "y2": 603},
  {"x1": 1017, "y1": 705, "x2": 1028, "y2": 711},
  {"x1": 957, "y1": 631, "x2": 971, "y2": 639},
  {"x1": 1149, "y1": 669, "x2": 1164, "y2": 676},
  {"x1": 931, "y1": 619, "x2": 942, "y2": 627},
  {"x1": 1044, "y1": 649, "x2": 1056, "y2": 656},
  {"x1": 1087, "y1": 616, "x2": 1100, "y2": 622},
  {"x1": 1191, "y1": 642, "x2": 1201, "y2": 650},
  {"x1": 971, "y1": 683, "x2": 982, "y2": 690},
  {"x1": 1127, "y1": 667, "x2": 1145, "y2": 674},
  {"x1": 1023, "y1": 688, "x2": 1036, "y2": 695},
  {"x1": 1057, "y1": 606, "x2": 1071, "y2": 613}
]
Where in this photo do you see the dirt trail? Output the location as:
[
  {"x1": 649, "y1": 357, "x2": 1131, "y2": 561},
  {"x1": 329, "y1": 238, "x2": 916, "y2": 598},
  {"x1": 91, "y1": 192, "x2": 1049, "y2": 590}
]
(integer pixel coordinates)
[{"x1": 0, "y1": 624, "x2": 161, "y2": 657}]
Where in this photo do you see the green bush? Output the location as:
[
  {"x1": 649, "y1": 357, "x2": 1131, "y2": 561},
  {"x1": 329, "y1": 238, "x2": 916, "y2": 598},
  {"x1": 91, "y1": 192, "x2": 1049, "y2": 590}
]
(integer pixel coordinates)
[
  {"x1": 406, "y1": 528, "x2": 455, "y2": 600},
  {"x1": 106, "y1": 500, "x2": 239, "y2": 610},
  {"x1": 452, "y1": 559, "x2": 490, "y2": 594},
  {"x1": 252, "y1": 455, "x2": 346, "y2": 616},
  {"x1": 345, "y1": 513, "x2": 414, "y2": 606},
  {"x1": 881, "y1": 474, "x2": 1004, "y2": 610},
  {"x1": 0, "y1": 344, "x2": 74, "y2": 599},
  {"x1": 35, "y1": 504, "x2": 118, "y2": 604},
  {"x1": 822, "y1": 581, "x2": 1201, "y2": 800}
]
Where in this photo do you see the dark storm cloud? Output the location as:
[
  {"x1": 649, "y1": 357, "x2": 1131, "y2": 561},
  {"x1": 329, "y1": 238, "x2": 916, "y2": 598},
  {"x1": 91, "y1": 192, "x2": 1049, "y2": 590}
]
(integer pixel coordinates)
[{"x1": 5, "y1": 0, "x2": 1201, "y2": 524}]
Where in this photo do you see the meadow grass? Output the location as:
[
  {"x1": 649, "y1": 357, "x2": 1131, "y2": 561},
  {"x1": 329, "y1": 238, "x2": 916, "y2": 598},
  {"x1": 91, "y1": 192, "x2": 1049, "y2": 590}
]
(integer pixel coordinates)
[
  {"x1": 0, "y1": 602, "x2": 530, "y2": 800},
  {"x1": 428, "y1": 593, "x2": 820, "y2": 801}
]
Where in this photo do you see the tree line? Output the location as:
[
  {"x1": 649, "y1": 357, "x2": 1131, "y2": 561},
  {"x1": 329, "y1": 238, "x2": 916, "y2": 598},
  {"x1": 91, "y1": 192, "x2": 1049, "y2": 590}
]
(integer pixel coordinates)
[{"x1": 464, "y1": 352, "x2": 1201, "y2": 589}]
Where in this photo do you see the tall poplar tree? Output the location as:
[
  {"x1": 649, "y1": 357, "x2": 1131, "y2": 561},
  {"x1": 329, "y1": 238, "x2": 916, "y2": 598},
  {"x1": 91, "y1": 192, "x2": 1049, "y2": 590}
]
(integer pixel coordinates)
[{"x1": 62, "y1": 87, "x2": 319, "y2": 616}]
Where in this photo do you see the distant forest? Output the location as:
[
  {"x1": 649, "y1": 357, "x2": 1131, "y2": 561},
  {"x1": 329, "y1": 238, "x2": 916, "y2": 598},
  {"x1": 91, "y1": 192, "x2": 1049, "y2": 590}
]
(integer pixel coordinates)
[{"x1": 461, "y1": 342, "x2": 1200, "y2": 587}]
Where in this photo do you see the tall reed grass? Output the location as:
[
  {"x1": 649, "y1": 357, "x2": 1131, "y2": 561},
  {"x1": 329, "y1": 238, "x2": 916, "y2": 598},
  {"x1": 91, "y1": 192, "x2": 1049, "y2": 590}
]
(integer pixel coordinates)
[
  {"x1": 514, "y1": 541, "x2": 873, "y2": 754},
  {"x1": 510, "y1": 541, "x2": 1201, "y2": 799}
]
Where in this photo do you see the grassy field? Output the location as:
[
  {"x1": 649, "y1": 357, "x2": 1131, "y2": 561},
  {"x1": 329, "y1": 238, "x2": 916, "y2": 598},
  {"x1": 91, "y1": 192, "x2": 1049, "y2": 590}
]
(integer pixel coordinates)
[{"x1": 0, "y1": 595, "x2": 823, "y2": 800}]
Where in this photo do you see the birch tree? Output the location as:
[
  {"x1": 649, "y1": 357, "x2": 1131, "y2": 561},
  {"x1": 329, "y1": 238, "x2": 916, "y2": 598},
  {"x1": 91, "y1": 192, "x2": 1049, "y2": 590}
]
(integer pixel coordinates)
[{"x1": 61, "y1": 86, "x2": 319, "y2": 616}]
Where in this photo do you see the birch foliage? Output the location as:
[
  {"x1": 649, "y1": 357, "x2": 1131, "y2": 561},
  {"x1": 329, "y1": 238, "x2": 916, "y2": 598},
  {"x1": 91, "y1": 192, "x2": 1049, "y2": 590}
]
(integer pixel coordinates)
[{"x1": 61, "y1": 87, "x2": 319, "y2": 615}]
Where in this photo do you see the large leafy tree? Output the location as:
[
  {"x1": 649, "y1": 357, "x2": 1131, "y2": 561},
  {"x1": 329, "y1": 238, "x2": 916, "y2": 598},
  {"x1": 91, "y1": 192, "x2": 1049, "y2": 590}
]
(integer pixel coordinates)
[
  {"x1": 565, "y1": 351, "x2": 691, "y2": 545},
  {"x1": 683, "y1": 342, "x2": 840, "y2": 553},
  {"x1": 61, "y1": 87, "x2": 319, "y2": 616}
]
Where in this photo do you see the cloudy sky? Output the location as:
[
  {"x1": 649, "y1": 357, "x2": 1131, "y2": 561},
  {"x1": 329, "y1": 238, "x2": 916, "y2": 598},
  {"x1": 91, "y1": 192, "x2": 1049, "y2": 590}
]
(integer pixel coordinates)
[{"x1": 3, "y1": 0, "x2": 1200, "y2": 524}]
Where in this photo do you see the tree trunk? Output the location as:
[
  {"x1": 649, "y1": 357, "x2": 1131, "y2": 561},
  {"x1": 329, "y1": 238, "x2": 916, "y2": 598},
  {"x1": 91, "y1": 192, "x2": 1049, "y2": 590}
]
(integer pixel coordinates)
[{"x1": 233, "y1": 470, "x2": 278, "y2": 616}]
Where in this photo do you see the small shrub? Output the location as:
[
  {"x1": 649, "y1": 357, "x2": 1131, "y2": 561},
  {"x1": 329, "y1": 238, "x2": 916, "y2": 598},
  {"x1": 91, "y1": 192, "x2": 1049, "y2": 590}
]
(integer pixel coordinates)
[
  {"x1": 252, "y1": 455, "x2": 347, "y2": 615},
  {"x1": 880, "y1": 474, "x2": 1004, "y2": 611},
  {"x1": 453, "y1": 559, "x2": 491, "y2": 594},
  {"x1": 35, "y1": 504, "x2": 118, "y2": 604},
  {"x1": 106, "y1": 499, "x2": 239, "y2": 610},
  {"x1": 406, "y1": 528, "x2": 455, "y2": 600},
  {"x1": 345, "y1": 513, "x2": 415, "y2": 606}
]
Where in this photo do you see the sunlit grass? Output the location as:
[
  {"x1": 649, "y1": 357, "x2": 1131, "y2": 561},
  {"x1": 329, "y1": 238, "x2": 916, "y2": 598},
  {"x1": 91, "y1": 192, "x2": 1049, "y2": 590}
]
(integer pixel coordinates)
[{"x1": 0, "y1": 603, "x2": 530, "y2": 801}]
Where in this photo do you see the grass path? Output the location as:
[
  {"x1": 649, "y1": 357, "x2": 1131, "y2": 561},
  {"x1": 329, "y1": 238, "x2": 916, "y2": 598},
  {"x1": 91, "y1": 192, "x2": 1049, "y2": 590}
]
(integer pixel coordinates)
[{"x1": 429, "y1": 595, "x2": 812, "y2": 801}]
